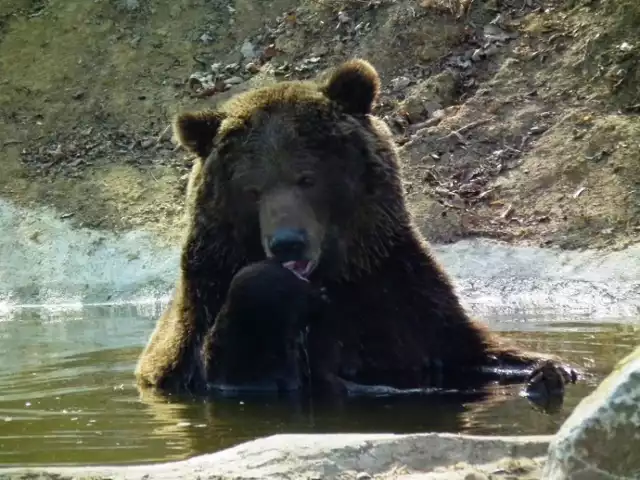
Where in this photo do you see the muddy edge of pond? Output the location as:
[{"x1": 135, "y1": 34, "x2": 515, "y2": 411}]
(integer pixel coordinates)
[{"x1": 0, "y1": 432, "x2": 552, "y2": 480}]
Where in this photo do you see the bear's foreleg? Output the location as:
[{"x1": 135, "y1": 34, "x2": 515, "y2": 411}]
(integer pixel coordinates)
[{"x1": 202, "y1": 260, "x2": 326, "y2": 395}]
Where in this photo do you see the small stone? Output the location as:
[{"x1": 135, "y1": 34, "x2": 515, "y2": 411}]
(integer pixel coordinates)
[
  {"x1": 188, "y1": 75, "x2": 204, "y2": 90},
  {"x1": 123, "y1": 0, "x2": 139, "y2": 11},
  {"x1": 431, "y1": 109, "x2": 447, "y2": 120},
  {"x1": 390, "y1": 76, "x2": 411, "y2": 91},
  {"x1": 529, "y1": 125, "x2": 547, "y2": 135},
  {"x1": 240, "y1": 40, "x2": 256, "y2": 59},
  {"x1": 484, "y1": 44, "x2": 500, "y2": 57},
  {"x1": 224, "y1": 76, "x2": 244, "y2": 86},
  {"x1": 200, "y1": 33, "x2": 213, "y2": 44},
  {"x1": 464, "y1": 472, "x2": 489, "y2": 480},
  {"x1": 484, "y1": 24, "x2": 513, "y2": 42},
  {"x1": 337, "y1": 11, "x2": 351, "y2": 24},
  {"x1": 454, "y1": 57, "x2": 472, "y2": 69},
  {"x1": 356, "y1": 473, "x2": 372, "y2": 480},
  {"x1": 50, "y1": 145, "x2": 64, "y2": 160},
  {"x1": 140, "y1": 138, "x2": 155, "y2": 149},
  {"x1": 471, "y1": 48, "x2": 483, "y2": 62},
  {"x1": 424, "y1": 101, "x2": 443, "y2": 117},
  {"x1": 210, "y1": 62, "x2": 222, "y2": 73},
  {"x1": 245, "y1": 62, "x2": 260, "y2": 74},
  {"x1": 618, "y1": 42, "x2": 633, "y2": 52}
]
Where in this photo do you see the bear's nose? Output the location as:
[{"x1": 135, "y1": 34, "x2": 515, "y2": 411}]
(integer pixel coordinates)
[{"x1": 268, "y1": 228, "x2": 308, "y2": 262}]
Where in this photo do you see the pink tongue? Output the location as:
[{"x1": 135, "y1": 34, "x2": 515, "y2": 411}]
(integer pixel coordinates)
[{"x1": 283, "y1": 260, "x2": 309, "y2": 276}]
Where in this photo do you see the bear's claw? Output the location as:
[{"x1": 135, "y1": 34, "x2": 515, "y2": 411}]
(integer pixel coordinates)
[{"x1": 523, "y1": 359, "x2": 578, "y2": 414}]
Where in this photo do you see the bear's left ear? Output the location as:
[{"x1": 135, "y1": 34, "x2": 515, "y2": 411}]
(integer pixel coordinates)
[
  {"x1": 322, "y1": 59, "x2": 380, "y2": 115},
  {"x1": 173, "y1": 109, "x2": 226, "y2": 158}
]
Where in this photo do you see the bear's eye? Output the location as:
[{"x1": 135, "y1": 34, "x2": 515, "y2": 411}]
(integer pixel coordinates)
[
  {"x1": 296, "y1": 174, "x2": 316, "y2": 189},
  {"x1": 244, "y1": 187, "x2": 261, "y2": 202}
]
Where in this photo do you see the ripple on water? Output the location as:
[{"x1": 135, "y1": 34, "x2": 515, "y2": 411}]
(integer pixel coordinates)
[{"x1": 0, "y1": 302, "x2": 638, "y2": 467}]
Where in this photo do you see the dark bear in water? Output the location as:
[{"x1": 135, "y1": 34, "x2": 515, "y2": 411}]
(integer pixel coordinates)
[{"x1": 135, "y1": 59, "x2": 576, "y2": 402}]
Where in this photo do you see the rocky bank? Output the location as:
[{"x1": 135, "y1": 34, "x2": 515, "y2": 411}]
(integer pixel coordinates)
[{"x1": 0, "y1": 0, "x2": 639, "y2": 250}]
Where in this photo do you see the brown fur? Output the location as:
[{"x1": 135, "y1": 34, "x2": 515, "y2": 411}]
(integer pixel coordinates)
[{"x1": 135, "y1": 59, "x2": 570, "y2": 395}]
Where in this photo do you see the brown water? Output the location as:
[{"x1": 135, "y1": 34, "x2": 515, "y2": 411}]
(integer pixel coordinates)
[{"x1": 0, "y1": 302, "x2": 638, "y2": 467}]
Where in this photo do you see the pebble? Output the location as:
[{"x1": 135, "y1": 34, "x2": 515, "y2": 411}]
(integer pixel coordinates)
[
  {"x1": 390, "y1": 76, "x2": 411, "y2": 91},
  {"x1": 337, "y1": 11, "x2": 351, "y2": 24},
  {"x1": 245, "y1": 62, "x2": 260, "y2": 74},
  {"x1": 484, "y1": 44, "x2": 500, "y2": 57},
  {"x1": 464, "y1": 472, "x2": 489, "y2": 480},
  {"x1": 424, "y1": 101, "x2": 443, "y2": 117},
  {"x1": 140, "y1": 138, "x2": 155, "y2": 149},
  {"x1": 123, "y1": 0, "x2": 139, "y2": 11},
  {"x1": 241, "y1": 40, "x2": 256, "y2": 59},
  {"x1": 471, "y1": 48, "x2": 483, "y2": 62},
  {"x1": 188, "y1": 75, "x2": 204, "y2": 90},
  {"x1": 225, "y1": 76, "x2": 244, "y2": 85},
  {"x1": 200, "y1": 33, "x2": 213, "y2": 44},
  {"x1": 50, "y1": 145, "x2": 64, "y2": 160}
]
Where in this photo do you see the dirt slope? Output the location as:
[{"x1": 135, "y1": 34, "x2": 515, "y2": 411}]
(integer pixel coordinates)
[{"x1": 0, "y1": 0, "x2": 638, "y2": 249}]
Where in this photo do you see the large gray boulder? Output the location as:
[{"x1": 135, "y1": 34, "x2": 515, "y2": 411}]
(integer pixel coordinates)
[
  {"x1": 0, "y1": 432, "x2": 551, "y2": 480},
  {"x1": 543, "y1": 346, "x2": 640, "y2": 479}
]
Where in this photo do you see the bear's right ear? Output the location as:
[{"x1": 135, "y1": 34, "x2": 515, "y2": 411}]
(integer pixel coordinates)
[
  {"x1": 322, "y1": 59, "x2": 381, "y2": 115},
  {"x1": 173, "y1": 110, "x2": 225, "y2": 158}
]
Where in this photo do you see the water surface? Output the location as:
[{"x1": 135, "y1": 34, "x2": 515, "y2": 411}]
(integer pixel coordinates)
[{"x1": 0, "y1": 303, "x2": 638, "y2": 467}]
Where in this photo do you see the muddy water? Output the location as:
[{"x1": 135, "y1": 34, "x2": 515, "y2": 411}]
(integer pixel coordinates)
[{"x1": 0, "y1": 302, "x2": 638, "y2": 467}]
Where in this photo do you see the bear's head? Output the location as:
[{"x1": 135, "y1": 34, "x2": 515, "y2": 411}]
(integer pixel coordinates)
[{"x1": 174, "y1": 59, "x2": 411, "y2": 282}]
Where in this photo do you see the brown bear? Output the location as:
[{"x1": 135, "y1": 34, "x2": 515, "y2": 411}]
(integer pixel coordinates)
[{"x1": 135, "y1": 59, "x2": 576, "y2": 401}]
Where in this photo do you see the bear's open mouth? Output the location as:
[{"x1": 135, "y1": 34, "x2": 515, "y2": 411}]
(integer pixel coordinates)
[{"x1": 282, "y1": 260, "x2": 315, "y2": 282}]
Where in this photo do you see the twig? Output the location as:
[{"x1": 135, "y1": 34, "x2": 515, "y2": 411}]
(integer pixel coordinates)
[
  {"x1": 504, "y1": 144, "x2": 522, "y2": 154},
  {"x1": 191, "y1": 86, "x2": 220, "y2": 99},
  {"x1": 437, "y1": 117, "x2": 495, "y2": 143},
  {"x1": 156, "y1": 124, "x2": 171, "y2": 145}
]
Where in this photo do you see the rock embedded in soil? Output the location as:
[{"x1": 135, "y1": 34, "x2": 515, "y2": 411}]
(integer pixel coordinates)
[
  {"x1": 225, "y1": 76, "x2": 244, "y2": 86},
  {"x1": 543, "y1": 346, "x2": 640, "y2": 479},
  {"x1": 391, "y1": 76, "x2": 412, "y2": 91},
  {"x1": 241, "y1": 40, "x2": 257, "y2": 59},
  {"x1": 123, "y1": 0, "x2": 139, "y2": 11}
]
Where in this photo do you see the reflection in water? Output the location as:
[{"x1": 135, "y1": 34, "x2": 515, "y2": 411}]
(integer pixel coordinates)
[{"x1": 0, "y1": 303, "x2": 638, "y2": 467}]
